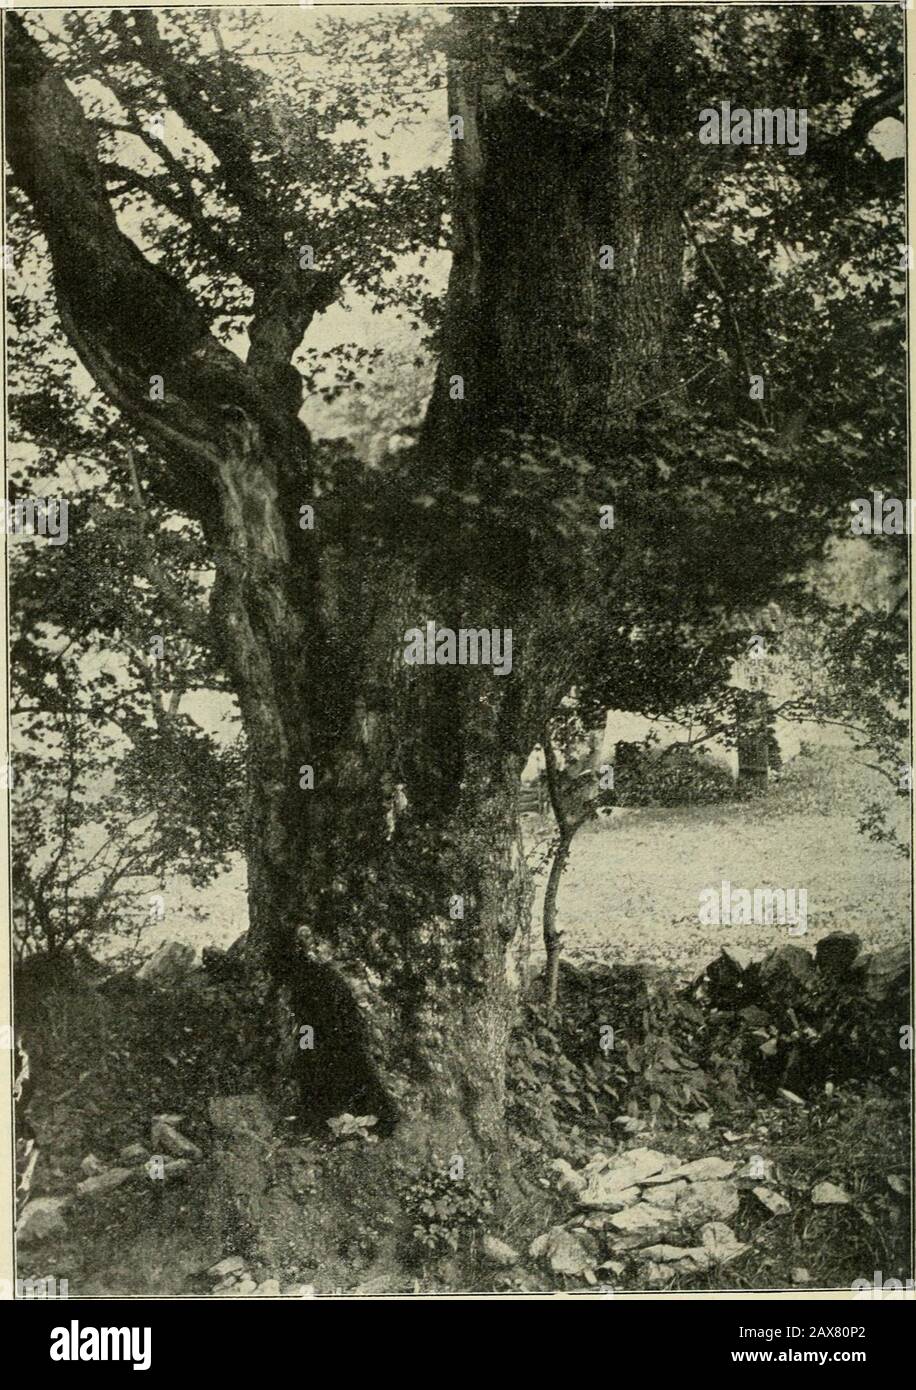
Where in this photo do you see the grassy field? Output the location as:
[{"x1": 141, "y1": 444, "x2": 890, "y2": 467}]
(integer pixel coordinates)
[
  {"x1": 150, "y1": 745, "x2": 911, "y2": 981},
  {"x1": 527, "y1": 747, "x2": 910, "y2": 980}
]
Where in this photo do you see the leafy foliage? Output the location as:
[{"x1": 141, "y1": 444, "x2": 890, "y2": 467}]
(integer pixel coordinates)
[
  {"x1": 691, "y1": 938, "x2": 909, "y2": 1097},
  {"x1": 508, "y1": 932, "x2": 907, "y2": 1174},
  {"x1": 509, "y1": 961, "x2": 715, "y2": 1145},
  {"x1": 613, "y1": 740, "x2": 743, "y2": 809},
  {"x1": 401, "y1": 1157, "x2": 495, "y2": 1257}
]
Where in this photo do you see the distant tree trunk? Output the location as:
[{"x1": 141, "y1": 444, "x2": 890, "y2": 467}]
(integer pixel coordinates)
[{"x1": 736, "y1": 689, "x2": 772, "y2": 791}]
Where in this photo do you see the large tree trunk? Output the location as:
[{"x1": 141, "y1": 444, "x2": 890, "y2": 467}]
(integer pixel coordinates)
[
  {"x1": 202, "y1": 467, "x2": 536, "y2": 1152},
  {"x1": 255, "y1": 5, "x2": 691, "y2": 1154},
  {"x1": 415, "y1": 3, "x2": 692, "y2": 1052},
  {"x1": 426, "y1": 6, "x2": 691, "y2": 450}
]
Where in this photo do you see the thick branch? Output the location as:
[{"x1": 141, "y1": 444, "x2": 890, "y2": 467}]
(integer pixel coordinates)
[
  {"x1": 247, "y1": 264, "x2": 340, "y2": 406},
  {"x1": 4, "y1": 13, "x2": 304, "y2": 519},
  {"x1": 845, "y1": 86, "x2": 904, "y2": 148}
]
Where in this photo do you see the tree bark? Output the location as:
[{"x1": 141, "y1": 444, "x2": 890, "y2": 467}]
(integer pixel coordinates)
[
  {"x1": 541, "y1": 729, "x2": 592, "y2": 1014},
  {"x1": 425, "y1": 6, "x2": 691, "y2": 454},
  {"x1": 543, "y1": 832, "x2": 572, "y2": 1016},
  {"x1": 736, "y1": 688, "x2": 772, "y2": 792}
]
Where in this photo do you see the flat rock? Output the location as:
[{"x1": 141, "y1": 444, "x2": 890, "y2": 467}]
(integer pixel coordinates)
[
  {"x1": 636, "y1": 1156, "x2": 689, "y2": 1185},
  {"x1": 753, "y1": 1186, "x2": 791, "y2": 1216},
  {"x1": 17, "y1": 1197, "x2": 68, "y2": 1245},
  {"x1": 151, "y1": 1119, "x2": 202, "y2": 1160},
  {"x1": 676, "y1": 1180, "x2": 740, "y2": 1224},
  {"x1": 119, "y1": 1143, "x2": 149, "y2": 1165},
  {"x1": 811, "y1": 1181, "x2": 850, "y2": 1206},
  {"x1": 609, "y1": 1203, "x2": 676, "y2": 1238},
  {"x1": 639, "y1": 1243, "x2": 711, "y2": 1273},
  {"x1": 579, "y1": 1178, "x2": 641, "y2": 1211},
  {"x1": 481, "y1": 1235, "x2": 519, "y2": 1268},
  {"x1": 648, "y1": 1180, "x2": 687, "y2": 1210},
  {"x1": 638, "y1": 1243, "x2": 696, "y2": 1262},
  {"x1": 208, "y1": 1255, "x2": 248, "y2": 1279},
  {"x1": 567, "y1": 1148, "x2": 673, "y2": 1208},
  {"x1": 551, "y1": 1158, "x2": 586, "y2": 1197},
  {"x1": 660, "y1": 1157, "x2": 736, "y2": 1184},
  {"x1": 76, "y1": 1167, "x2": 135, "y2": 1199},
  {"x1": 80, "y1": 1154, "x2": 106, "y2": 1177},
  {"x1": 254, "y1": 1279, "x2": 281, "y2": 1296},
  {"x1": 608, "y1": 1147, "x2": 671, "y2": 1181},
  {"x1": 530, "y1": 1226, "x2": 594, "y2": 1276},
  {"x1": 603, "y1": 1233, "x2": 647, "y2": 1253},
  {"x1": 700, "y1": 1221, "x2": 748, "y2": 1265}
]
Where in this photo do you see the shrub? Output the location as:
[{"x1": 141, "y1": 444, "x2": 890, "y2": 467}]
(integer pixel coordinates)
[{"x1": 614, "y1": 740, "x2": 739, "y2": 807}]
